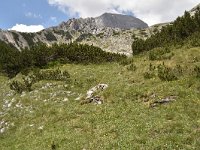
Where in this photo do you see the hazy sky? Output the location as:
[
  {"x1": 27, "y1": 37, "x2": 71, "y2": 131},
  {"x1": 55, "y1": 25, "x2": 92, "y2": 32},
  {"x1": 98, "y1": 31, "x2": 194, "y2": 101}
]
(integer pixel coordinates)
[{"x1": 0, "y1": 0, "x2": 199, "y2": 32}]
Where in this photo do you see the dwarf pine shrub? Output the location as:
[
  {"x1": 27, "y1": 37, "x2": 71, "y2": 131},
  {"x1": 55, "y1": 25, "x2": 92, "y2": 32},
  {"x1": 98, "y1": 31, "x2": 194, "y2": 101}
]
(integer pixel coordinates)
[{"x1": 157, "y1": 64, "x2": 178, "y2": 81}]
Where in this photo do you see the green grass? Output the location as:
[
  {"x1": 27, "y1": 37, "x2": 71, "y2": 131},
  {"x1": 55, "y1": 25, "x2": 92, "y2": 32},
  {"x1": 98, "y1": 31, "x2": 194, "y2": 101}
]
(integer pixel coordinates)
[{"x1": 0, "y1": 47, "x2": 200, "y2": 149}]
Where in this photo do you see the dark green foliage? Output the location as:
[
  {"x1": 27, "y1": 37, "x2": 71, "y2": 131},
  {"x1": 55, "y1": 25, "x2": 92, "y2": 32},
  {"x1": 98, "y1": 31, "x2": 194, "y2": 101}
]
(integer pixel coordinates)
[
  {"x1": 64, "y1": 31, "x2": 73, "y2": 40},
  {"x1": 149, "y1": 47, "x2": 174, "y2": 60},
  {"x1": 52, "y1": 43, "x2": 126, "y2": 64},
  {"x1": 10, "y1": 68, "x2": 70, "y2": 93},
  {"x1": 194, "y1": 66, "x2": 200, "y2": 78},
  {"x1": 11, "y1": 32, "x2": 20, "y2": 46},
  {"x1": 10, "y1": 75, "x2": 37, "y2": 93},
  {"x1": 186, "y1": 31, "x2": 200, "y2": 47},
  {"x1": 10, "y1": 81, "x2": 25, "y2": 94},
  {"x1": 30, "y1": 43, "x2": 53, "y2": 67},
  {"x1": 132, "y1": 8, "x2": 200, "y2": 54},
  {"x1": 53, "y1": 29, "x2": 72, "y2": 39},
  {"x1": 143, "y1": 72, "x2": 155, "y2": 79},
  {"x1": 157, "y1": 64, "x2": 178, "y2": 81},
  {"x1": 143, "y1": 63, "x2": 156, "y2": 79},
  {"x1": 76, "y1": 33, "x2": 93, "y2": 42},
  {"x1": 144, "y1": 63, "x2": 183, "y2": 81},
  {"x1": 132, "y1": 39, "x2": 146, "y2": 54},
  {"x1": 0, "y1": 40, "x2": 21, "y2": 77},
  {"x1": 127, "y1": 64, "x2": 137, "y2": 71},
  {"x1": 0, "y1": 41, "x2": 126, "y2": 77},
  {"x1": 45, "y1": 32, "x2": 57, "y2": 41},
  {"x1": 21, "y1": 33, "x2": 35, "y2": 46}
]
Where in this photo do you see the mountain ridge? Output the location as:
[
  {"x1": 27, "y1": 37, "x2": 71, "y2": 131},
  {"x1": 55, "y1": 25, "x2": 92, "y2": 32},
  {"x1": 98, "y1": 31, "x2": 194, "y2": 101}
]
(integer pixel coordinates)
[
  {"x1": 0, "y1": 3, "x2": 199, "y2": 55},
  {"x1": 0, "y1": 13, "x2": 148, "y2": 55}
]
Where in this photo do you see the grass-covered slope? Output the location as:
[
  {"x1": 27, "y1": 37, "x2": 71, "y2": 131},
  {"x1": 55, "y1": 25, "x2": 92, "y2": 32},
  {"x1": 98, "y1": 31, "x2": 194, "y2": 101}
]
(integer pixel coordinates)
[{"x1": 0, "y1": 46, "x2": 200, "y2": 149}]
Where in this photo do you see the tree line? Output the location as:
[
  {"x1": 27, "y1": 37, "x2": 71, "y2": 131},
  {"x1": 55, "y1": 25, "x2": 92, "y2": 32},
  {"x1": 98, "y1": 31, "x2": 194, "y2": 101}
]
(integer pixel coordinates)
[
  {"x1": 132, "y1": 7, "x2": 200, "y2": 54},
  {"x1": 0, "y1": 41, "x2": 126, "y2": 77}
]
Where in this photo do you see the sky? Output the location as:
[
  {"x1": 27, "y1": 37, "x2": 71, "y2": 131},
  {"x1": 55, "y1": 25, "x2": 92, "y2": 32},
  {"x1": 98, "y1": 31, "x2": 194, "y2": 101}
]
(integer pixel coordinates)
[{"x1": 0, "y1": 0, "x2": 199, "y2": 32}]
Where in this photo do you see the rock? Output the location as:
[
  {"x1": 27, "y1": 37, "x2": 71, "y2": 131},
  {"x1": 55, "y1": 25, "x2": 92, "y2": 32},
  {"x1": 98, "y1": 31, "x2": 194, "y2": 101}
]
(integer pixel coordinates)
[
  {"x1": 81, "y1": 96, "x2": 104, "y2": 105},
  {"x1": 0, "y1": 128, "x2": 5, "y2": 134},
  {"x1": 150, "y1": 96, "x2": 177, "y2": 108},
  {"x1": 189, "y1": 3, "x2": 200, "y2": 16},
  {"x1": 96, "y1": 13, "x2": 148, "y2": 29},
  {"x1": 63, "y1": 98, "x2": 69, "y2": 102},
  {"x1": 38, "y1": 126, "x2": 44, "y2": 130},
  {"x1": 86, "y1": 84, "x2": 108, "y2": 99},
  {"x1": 81, "y1": 84, "x2": 108, "y2": 105}
]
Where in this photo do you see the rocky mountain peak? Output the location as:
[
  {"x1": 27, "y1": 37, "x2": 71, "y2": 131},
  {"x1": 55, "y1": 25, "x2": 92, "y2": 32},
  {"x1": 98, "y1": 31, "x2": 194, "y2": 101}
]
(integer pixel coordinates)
[
  {"x1": 57, "y1": 12, "x2": 148, "y2": 32},
  {"x1": 95, "y1": 13, "x2": 148, "y2": 29}
]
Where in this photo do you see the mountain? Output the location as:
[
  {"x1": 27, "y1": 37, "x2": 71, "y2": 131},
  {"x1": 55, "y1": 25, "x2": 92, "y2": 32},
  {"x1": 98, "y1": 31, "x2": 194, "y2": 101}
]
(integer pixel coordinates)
[
  {"x1": 95, "y1": 13, "x2": 148, "y2": 29},
  {"x1": 0, "y1": 13, "x2": 148, "y2": 55},
  {"x1": 1, "y1": 2, "x2": 199, "y2": 55}
]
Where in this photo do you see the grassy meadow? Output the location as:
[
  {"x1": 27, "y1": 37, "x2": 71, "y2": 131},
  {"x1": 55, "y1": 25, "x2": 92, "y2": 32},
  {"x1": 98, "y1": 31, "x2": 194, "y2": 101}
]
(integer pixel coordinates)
[{"x1": 0, "y1": 46, "x2": 200, "y2": 149}]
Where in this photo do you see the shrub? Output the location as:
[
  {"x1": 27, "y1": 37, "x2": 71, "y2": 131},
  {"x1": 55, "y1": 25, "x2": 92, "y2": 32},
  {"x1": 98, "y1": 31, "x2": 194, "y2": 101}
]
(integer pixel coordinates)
[
  {"x1": 149, "y1": 47, "x2": 173, "y2": 61},
  {"x1": 143, "y1": 72, "x2": 155, "y2": 79},
  {"x1": 127, "y1": 64, "x2": 137, "y2": 71},
  {"x1": 10, "y1": 75, "x2": 37, "y2": 93},
  {"x1": 10, "y1": 69, "x2": 71, "y2": 93},
  {"x1": 143, "y1": 63, "x2": 156, "y2": 79},
  {"x1": 157, "y1": 64, "x2": 178, "y2": 81},
  {"x1": 21, "y1": 33, "x2": 35, "y2": 46},
  {"x1": 1, "y1": 42, "x2": 126, "y2": 77},
  {"x1": 194, "y1": 66, "x2": 200, "y2": 78},
  {"x1": 132, "y1": 8, "x2": 200, "y2": 54},
  {"x1": 45, "y1": 32, "x2": 57, "y2": 41},
  {"x1": 10, "y1": 81, "x2": 25, "y2": 94}
]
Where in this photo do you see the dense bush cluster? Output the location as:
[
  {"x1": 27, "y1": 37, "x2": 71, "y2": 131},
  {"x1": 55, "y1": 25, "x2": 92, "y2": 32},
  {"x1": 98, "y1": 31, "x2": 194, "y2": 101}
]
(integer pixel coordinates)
[
  {"x1": 194, "y1": 66, "x2": 200, "y2": 78},
  {"x1": 10, "y1": 68, "x2": 70, "y2": 93},
  {"x1": 0, "y1": 41, "x2": 21, "y2": 77},
  {"x1": 143, "y1": 63, "x2": 183, "y2": 81},
  {"x1": 0, "y1": 41, "x2": 126, "y2": 77},
  {"x1": 149, "y1": 47, "x2": 174, "y2": 61},
  {"x1": 132, "y1": 7, "x2": 200, "y2": 54},
  {"x1": 157, "y1": 64, "x2": 178, "y2": 81}
]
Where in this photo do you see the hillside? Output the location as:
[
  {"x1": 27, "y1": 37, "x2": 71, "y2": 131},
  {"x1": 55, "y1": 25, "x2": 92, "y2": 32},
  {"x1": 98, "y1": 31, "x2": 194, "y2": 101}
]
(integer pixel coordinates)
[
  {"x1": 1, "y1": 2, "x2": 200, "y2": 150},
  {"x1": 0, "y1": 45, "x2": 200, "y2": 149}
]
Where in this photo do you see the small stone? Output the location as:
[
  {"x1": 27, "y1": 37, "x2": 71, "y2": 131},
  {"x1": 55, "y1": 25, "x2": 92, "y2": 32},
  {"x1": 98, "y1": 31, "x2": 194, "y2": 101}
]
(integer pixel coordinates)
[
  {"x1": 63, "y1": 98, "x2": 69, "y2": 102},
  {"x1": 0, "y1": 128, "x2": 5, "y2": 133},
  {"x1": 38, "y1": 126, "x2": 44, "y2": 130}
]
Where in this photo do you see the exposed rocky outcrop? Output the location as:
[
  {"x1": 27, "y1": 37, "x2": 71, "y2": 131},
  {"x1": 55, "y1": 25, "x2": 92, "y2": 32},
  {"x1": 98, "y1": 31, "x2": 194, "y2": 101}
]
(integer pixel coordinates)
[
  {"x1": 0, "y1": 2, "x2": 199, "y2": 55},
  {"x1": 0, "y1": 13, "x2": 149, "y2": 55},
  {"x1": 189, "y1": 3, "x2": 200, "y2": 16}
]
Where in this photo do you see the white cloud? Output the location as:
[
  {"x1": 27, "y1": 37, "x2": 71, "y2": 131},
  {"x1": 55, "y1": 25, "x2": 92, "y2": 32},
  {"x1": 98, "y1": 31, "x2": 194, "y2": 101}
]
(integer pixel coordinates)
[
  {"x1": 48, "y1": 0, "x2": 199, "y2": 25},
  {"x1": 9, "y1": 24, "x2": 44, "y2": 33},
  {"x1": 25, "y1": 12, "x2": 42, "y2": 19},
  {"x1": 50, "y1": 16, "x2": 57, "y2": 22}
]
